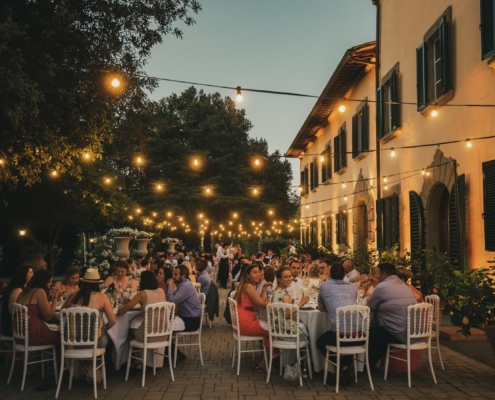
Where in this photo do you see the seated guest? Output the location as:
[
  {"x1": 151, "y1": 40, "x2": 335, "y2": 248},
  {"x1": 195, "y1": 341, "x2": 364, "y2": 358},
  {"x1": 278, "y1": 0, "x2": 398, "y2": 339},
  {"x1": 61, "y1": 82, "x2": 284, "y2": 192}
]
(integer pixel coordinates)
[
  {"x1": 308, "y1": 264, "x2": 321, "y2": 287},
  {"x1": 196, "y1": 260, "x2": 211, "y2": 296},
  {"x1": 395, "y1": 266, "x2": 424, "y2": 303},
  {"x1": 316, "y1": 263, "x2": 358, "y2": 385},
  {"x1": 156, "y1": 265, "x2": 173, "y2": 295},
  {"x1": 54, "y1": 266, "x2": 80, "y2": 294},
  {"x1": 255, "y1": 264, "x2": 267, "y2": 295},
  {"x1": 355, "y1": 266, "x2": 380, "y2": 297},
  {"x1": 181, "y1": 261, "x2": 196, "y2": 283},
  {"x1": 235, "y1": 263, "x2": 272, "y2": 370},
  {"x1": 62, "y1": 268, "x2": 116, "y2": 383},
  {"x1": 137, "y1": 258, "x2": 150, "y2": 273},
  {"x1": 1, "y1": 265, "x2": 33, "y2": 337},
  {"x1": 165, "y1": 253, "x2": 177, "y2": 267},
  {"x1": 318, "y1": 259, "x2": 332, "y2": 281},
  {"x1": 151, "y1": 258, "x2": 165, "y2": 275},
  {"x1": 343, "y1": 260, "x2": 360, "y2": 283},
  {"x1": 14, "y1": 270, "x2": 64, "y2": 347},
  {"x1": 367, "y1": 262, "x2": 419, "y2": 367},
  {"x1": 103, "y1": 260, "x2": 137, "y2": 292},
  {"x1": 127, "y1": 258, "x2": 137, "y2": 277},
  {"x1": 303, "y1": 259, "x2": 312, "y2": 278},
  {"x1": 286, "y1": 259, "x2": 303, "y2": 296},
  {"x1": 117, "y1": 271, "x2": 166, "y2": 371},
  {"x1": 167, "y1": 265, "x2": 202, "y2": 332}
]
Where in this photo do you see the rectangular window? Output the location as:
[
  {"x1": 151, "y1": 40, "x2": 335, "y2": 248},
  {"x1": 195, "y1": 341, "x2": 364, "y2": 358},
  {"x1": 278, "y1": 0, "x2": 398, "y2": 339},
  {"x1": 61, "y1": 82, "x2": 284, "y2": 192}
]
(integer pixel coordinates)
[
  {"x1": 352, "y1": 102, "x2": 369, "y2": 158},
  {"x1": 310, "y1": 158, "x2": 319, "y2": 190},
  {"x1": 336, "y1": 211, "x2": 348, "y2": 245},
  {"x1": 376, "y1": 194, "x2": 400, "y2": 250},
  {"x1": 300, "y1": 170, "x2": 306, "y2": 196},
  {"x1": 326, "y1": 215, "x2": 332, "y2": 248},
  {"x1": 483, "y1": 160, "x2": 495, "y2": 250},
  {"x1": 378, "y1": 68, "x2": 400, "y2": 138},
  {"x1": 433, "y1": 37, "x2": 443, "y2": 100},
  {"x1": 304, "y1": 165, "x2": 309, "y2": 195},
  {"x1": 481, "y1": 0, "x2": 495, "y2": 61},
  {"x1": 334, "y1": 126, "x2": 347, "y2": 173},
  {"x1": 321, "y1": 145, "x2": 331, "y2": 183}
]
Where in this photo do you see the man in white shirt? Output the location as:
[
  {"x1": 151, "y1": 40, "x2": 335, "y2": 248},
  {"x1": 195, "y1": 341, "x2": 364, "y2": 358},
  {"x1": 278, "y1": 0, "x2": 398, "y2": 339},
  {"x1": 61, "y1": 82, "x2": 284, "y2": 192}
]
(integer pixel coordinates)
[
  {"x1": 286, "y1": 259, "x2": 303, "y2": 296},
  {"x1": 287, "y1": 243, "x2": 296, "y2": 255},
  {"x1": 343, "y1": 260, "x2": 360, "y2": 283},
  {"x1": 216, "y1": 242, "x2": 230, "y2": 289},
  {"x1": 165, "y1": 253, "x2": 177, "y2": 267}
]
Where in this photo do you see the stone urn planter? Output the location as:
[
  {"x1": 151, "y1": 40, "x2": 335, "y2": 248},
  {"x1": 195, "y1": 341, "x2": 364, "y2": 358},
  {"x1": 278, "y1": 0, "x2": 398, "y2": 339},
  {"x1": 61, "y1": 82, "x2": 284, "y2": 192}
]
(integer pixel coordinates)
[
  {"x1": 135, "y1": 238, "x2": 151, "y2": 257},
  {"x1": 22, "y1": 254, "x2": 47, "y2": 272},
  {"x1": 166, "y1": 241, "x2": 179, "y2": 254},
  {"x1": 114, "y1": 236, "x2": 133, "y2": 260}
]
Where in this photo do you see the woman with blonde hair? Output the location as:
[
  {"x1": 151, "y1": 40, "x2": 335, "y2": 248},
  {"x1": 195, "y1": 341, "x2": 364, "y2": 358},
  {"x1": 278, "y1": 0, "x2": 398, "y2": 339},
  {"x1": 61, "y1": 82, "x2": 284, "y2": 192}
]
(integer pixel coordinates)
[{"x1": 356, "y1": 265, "x2": 380, "y2": 297}]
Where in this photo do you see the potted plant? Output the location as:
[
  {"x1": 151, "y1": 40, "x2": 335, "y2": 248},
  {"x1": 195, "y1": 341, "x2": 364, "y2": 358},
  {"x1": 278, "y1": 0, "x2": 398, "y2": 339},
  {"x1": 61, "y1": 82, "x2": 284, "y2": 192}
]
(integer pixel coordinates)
[
  {"x1": 21, "y1": 244, "x2": 47, "y2": 271},
  {"x1": 135, "y1": 231, "x2": 154, "y2": 257},
  {"x1": 108, "y1": 227, "x2": 137, "y2": 260},
  {"x1": 163, "y1": 237, "x2": 180, "y2": 254}
]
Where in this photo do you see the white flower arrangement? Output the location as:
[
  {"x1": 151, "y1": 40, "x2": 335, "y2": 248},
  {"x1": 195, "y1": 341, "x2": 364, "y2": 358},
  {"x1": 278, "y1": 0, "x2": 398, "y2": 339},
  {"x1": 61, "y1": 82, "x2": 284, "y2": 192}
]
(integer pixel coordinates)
[
  {"x1": 108, "y1": 227, "x2": 138, "y2": 237},
  {"x1": 163, "y1": 237, "x2": 180, "y2": 244},
  {"x1": 136, "y1": 231, "x2": 154, "y2": 239}
]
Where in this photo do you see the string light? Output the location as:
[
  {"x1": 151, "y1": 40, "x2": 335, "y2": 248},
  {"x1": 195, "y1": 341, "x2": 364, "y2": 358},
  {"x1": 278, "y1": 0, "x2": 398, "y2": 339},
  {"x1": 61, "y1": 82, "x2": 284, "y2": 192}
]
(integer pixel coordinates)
[
  {"x1": 236, "y1": 86, "x2": 243, "y2": 102},
  {"x1": 384, "y1": 184, "x2": 389, "y2": 190},
  {"x1": 431, "y1": 109, "x2": 438, "y2": 117},
  {"x1": 383, "y1": 177, "x2": 388, "y2": 183},
  {"x1": 193, "y1": 158, "x2": 199, "y2": 166},
  {"x1": 253, "y1": 188, "x2": 258, "y2": 195},
  {"x1": 111, "y1": 78, "x2": 120, "y2": 88},
  {"x1": 466, "y1": 139, "x2": 472, "y2": 148},
  {"x1": 205, "y1": 187, "x2": 211, "y2": 194},
  {"x1": 320, "y1": 155, "x2": 324, "y2": 162},
  {"x1": 268, "y1": 210, "x2": 273, "y2": 215},
  {"x1": 51, "y1": 170, "x2": 58, "y2": 177},
  {"x1": 19, "y1": 230, "x2": 26, "y2": 236},
  {"x1": 391, "y1": 147, "x2": 396, "y2": 157},
  {"x1": 254, "y1": 158, "x2": 260, "y2": 166},
  {"x1": 84, "y1": 152, "x2": 91, "y2": 159},
  {"x1": 0, "y1": 158, "x2": 4, "y2": 165},
  {"x1": 167, "y1": 212, "x2": 172, "y2": 217},
  {"x1": 128, "y1": 215, "x2": 133, "y2": 220},
  {"x1": 199, "y1": 213, "x2": 203, "y2": 218},
  {"x1": 344, "y1": 196, "x2": 348, "y2": 201},
  {"x1": 152, "y1": 212, "x2": 157, "y2": 217},
  {"x1": 342, "y1": 183, "x2": 346, "y2": 188},
  {"x1": 338, "y1": 104, "x2": 346, "y2": 113},
  {"x1": 233, "y1": 212, "x2": 238, "y2": 218},
  {"x1": 104, "y1": 178, "x2": 111, "y2": 184},
  {"x1": 136, "y1": 156, "x2": 143, "y2": 164},
  {"x1": 156, "y1": 184, "x2": 163, "y2": 190},
  {"x1": 136, "y1": 208, "x2": 142, "y2": 214}
]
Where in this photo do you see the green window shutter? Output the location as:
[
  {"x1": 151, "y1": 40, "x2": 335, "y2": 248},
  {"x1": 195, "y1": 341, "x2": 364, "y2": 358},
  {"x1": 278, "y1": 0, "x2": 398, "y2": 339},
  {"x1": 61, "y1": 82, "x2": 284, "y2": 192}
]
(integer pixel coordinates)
[
  {"x1": 314, "y1": 159, "x2": 319, "y2": 188},
  {"x1": 449, "y1": 174, "x2": 466, "y2": 269},
  {"x1": 321, "y1": 152, "x2": 327, "y2": 182},
  {"x1": 483, "y1": 160, "x2": 495, "y2": 250},
  {"x1": 336, "y1": 213, "x2": 341, "y2": 245},
  {"x1": 326, "y1": 216, "x2": 332, "y2": 248},
  {"x1": 481, "y1": 0, "x2": 495, "y2": 60},
  {"x1": 326, "y1": 145, "x2": 332, "y2": 180},
  {"x1": 341, "y1": 130, "x2": 347, "y2": 168},
  {"x1": 416, "y1": 42, "x2": 428, "y2": 111},
  {"x1": 439, "y1": 15, "x2": 451, "y2": 94},
  {"x1": 391, "y1": 193, "x2": 400, "y2": 248},
  {"x1": 342, "y1": 212, "x2": 348, "y2": 244},
  {"x1": 300, "y1": 170, "x2": 305, "y2": 195},
  {"x1": 334, "y1": 136, "x2": 340, "y2": 172},
  {"x1": 304, "y1": 167, "x2": 309, "y2": 194},
  {"x1": 409, "y1": 191, "x2": 425, "y2": 268},
  {"x1": 376, "y1": 198, "x2": 385, "y2": 250},
  {"x1": 361, "y1": 103, "x2": 369, "y2": 151},
  {"x1": 352, "y1": 114, "x2": 358, "y2": 158},
  {"x1": 377, "y1": 86, "x2": 384, "y2": 139},
  {"x1": 391, "y1": 70, "x2": 400, "y2": 130},
  {"x1": 310, "y1": 162, "x2": 314, "y2": 190}
]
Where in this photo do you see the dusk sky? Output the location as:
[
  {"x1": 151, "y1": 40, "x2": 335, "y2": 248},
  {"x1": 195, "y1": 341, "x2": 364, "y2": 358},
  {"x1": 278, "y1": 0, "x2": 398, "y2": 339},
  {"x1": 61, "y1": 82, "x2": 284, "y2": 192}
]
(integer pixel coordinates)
[{"x1": 145, "y1": 0, "x2": 376, "y2": 187}]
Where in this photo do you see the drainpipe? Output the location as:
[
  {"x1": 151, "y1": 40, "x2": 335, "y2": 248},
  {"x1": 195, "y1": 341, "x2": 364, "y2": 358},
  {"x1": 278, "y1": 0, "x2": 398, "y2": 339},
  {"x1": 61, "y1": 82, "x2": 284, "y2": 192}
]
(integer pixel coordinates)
[{"x1": 373, "y1": 0, "x2": 382, "y2": 200}]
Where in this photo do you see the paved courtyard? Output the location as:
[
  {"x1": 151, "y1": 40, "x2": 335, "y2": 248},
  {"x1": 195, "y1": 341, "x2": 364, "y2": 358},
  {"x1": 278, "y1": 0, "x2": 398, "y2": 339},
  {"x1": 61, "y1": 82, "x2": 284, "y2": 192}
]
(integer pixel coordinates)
[{"x1": 2, "y1": 288, "x2": 494, "y2": 400}]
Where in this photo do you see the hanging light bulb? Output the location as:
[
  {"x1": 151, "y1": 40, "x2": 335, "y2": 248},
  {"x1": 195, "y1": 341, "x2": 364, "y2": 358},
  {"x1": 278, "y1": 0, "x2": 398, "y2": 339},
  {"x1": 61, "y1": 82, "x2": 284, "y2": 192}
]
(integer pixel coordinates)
[
  {"x1": 342, "y1": 183, "x2": 346, "y2": 188},
  {"x1": 426, "y1": 170, "x2": 430, "y2": 176},
  {"x1": 84, "y1": 152, "x2": 91, "y2": 159},
  {"x1": 384, "y1": 184, "x2": 389, "y2": 190},
  {"x1": 236, "y1": 86, "x2": 243, "y2": 102},
  {"x1": 193, "y1": 158, "x2": 199, "y2": 166},
  {"x1": 253, "y1": 188, "x2": 258, "y2": 194},
  {"x1": 391, "y1": 147, "x2": 396, "y2": 157},
  {"x1": 128, "y1": 215, "x2": 133, "y2": 220},
  {"x1": 0, "y1": 158, "x2": 4, "y2": 165},
  {"x1": 206, "y1": 187, "x2": 211, "y2": 194},
  {"x1": 305, "y1": 205, "x2": 309, "y2": 209},
  {"x1": 254, "y1": 158, "x2": 260, "y2": 166},
  {"x1": 105, "y1": 178, "x2": 111, "y2": 184},
  {"x1": 338, "y1": 104, "x2": 346, "y2": 113},
  {"x1": 269, "y1": 210, "x2": 273, "y2": 215},
  {"x1": 422, "y1": 169, "x2": 426, "y2": 175},
  {"x1": 320, "y1": 155, "x2": 324, "y2": 162},
  {"x1": 466, "y1": 139, "x2": 472, "y2": 148},
  {"x1": 431, "y1": 109, "x2": 438, "y2": 117},
  {"x1": 111, "y1": 78, "x2": 120, "y2": 88},
  {"x1": 383, "y1": 177, "x2": 388, "y2": 183},
  {"x1": 19, "y1": 230, "x2": 26, "y2": 236},
  {"x1": 136, "y1": 208, "x2": 142, "y2": 214},
  {"x1": 156, "y1": 184, "x2": 163, "y2": 190},
  {"x1": 51, "y1": 170, "x2": 58, "y2": 177},
  {"x1": 152, "y1": 212, "x2": 157, "y2": 217},
  {"x1": 344, "y1": 196, "x2": 348, "y2": 201}
]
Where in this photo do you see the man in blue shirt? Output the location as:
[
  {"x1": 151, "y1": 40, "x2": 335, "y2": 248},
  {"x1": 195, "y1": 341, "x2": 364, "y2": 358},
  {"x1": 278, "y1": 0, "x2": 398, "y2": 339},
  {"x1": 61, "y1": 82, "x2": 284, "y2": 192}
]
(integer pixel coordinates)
[
  {"x1": 317, "y1": 263, "x2": 358, "y2": 384},
  {"x1": 196, "y1": 260, "x2": 211, "y2": 296},
  {"x1": 167, "y1": 265, "x2": 202, "y2": 332}
]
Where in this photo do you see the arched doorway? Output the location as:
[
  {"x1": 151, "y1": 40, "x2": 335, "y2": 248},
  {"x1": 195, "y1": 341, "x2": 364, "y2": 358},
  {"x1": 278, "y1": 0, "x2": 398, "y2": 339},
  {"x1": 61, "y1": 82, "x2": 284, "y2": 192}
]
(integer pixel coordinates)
[
  {"x1": 426, "y1": 182, "x2": 449, "y2": 253},
  {"x1": 355, "y1": 199, "x2": 368, "y2": 250}
]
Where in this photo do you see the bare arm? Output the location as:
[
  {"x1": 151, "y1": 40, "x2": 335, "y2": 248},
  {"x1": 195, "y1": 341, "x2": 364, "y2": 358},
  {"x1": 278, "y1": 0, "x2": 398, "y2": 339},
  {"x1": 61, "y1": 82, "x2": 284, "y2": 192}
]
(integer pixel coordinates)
[
  {"x1": 37, "y1": 288, "x2": 62, "y2": 321},
  {"x1": 102, "y1": 295, "x2": 116, "y2": 329},
  {"x1": 116, "y1": 291, "x2": 145, "y2": 316},
  {"x1": 103, "y1": 276, "x2": 113, "y2": 288},
  {"x1": 244, "y1": 284, "x2": 269, "y2": 308},
  {"x1": 8, "y1": 288, "x2": 22, "y2": 313}
]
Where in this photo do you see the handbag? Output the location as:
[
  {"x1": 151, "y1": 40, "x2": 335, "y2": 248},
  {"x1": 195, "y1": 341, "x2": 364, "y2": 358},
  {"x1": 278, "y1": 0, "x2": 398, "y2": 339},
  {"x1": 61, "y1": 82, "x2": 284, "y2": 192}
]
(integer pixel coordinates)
[{"x1": 283, "y1": 361, "x2": 301, "y2": 381}]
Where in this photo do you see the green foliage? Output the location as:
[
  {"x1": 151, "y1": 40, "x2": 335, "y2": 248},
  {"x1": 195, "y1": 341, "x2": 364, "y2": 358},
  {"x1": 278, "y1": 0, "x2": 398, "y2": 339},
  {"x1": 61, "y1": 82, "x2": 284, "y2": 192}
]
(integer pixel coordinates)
[{"x1": 296, "y1": 241, "x2": 336, "y2": 261}]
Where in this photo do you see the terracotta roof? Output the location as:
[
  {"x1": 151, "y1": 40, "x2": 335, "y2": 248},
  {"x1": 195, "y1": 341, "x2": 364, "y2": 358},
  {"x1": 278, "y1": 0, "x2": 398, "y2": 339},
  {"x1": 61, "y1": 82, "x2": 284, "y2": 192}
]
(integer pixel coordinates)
[{"x1": 286, "y1": 41, "x2": 376, "y2": 158}]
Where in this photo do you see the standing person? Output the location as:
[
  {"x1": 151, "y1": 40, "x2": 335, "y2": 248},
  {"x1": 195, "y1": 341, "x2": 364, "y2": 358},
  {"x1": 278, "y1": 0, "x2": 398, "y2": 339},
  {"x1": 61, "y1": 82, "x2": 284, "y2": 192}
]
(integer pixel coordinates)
[
  {"x1": 62, "y1": 268, "x2": 116, "y2": 383},
  {"x1": 1, "y1": 265, "x2": 33, "y2": 337},
  {"x1": 316, "y1": 263, "x2": 359, "y2": 385},
  {"x1": 287, "y1": 243, "x2": 297, "y2": 255},
  {"x1": 217, "y1": 242, "x2": 230, "y2": 289},
  {"x1": 14, "y1": 270, "x2": 63, "y2": 347},
  {"x1": 366, "y1": 263, "x2": 419, "y2": 366}
]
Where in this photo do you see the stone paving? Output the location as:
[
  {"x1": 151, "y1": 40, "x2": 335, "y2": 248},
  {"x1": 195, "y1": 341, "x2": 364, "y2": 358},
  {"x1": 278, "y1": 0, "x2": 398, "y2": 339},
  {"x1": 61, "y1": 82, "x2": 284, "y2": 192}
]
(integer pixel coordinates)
[{"x1": 1, "y1": 288, "x2": 494, "y2": 400}]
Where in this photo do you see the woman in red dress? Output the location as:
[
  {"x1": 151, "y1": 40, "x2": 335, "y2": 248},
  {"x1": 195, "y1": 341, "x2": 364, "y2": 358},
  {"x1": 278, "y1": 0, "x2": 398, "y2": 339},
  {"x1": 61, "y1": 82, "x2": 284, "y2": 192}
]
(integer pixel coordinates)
[
  {"x1": 14, "y1": 269, "x2": 63, "y2": 346},
  {"x1": 235, "y1": 263, "x2": 272, "y2": 371}
]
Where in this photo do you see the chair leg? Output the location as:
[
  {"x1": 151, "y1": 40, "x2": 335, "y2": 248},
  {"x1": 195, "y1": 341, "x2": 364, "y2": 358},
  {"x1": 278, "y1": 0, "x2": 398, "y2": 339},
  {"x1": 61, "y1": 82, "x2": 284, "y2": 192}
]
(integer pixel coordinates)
[
  {"x1": 52, "y1": 348, "x2": 58, "y2": 384},
  {"x1": 7, "y1": 345, "x2": 16, "y2": 385},
  {"x1": 323, "y1": 349, "x2": 329, "y2": 385},
  {"x1": 21, "y1": 349, "x2": 29, "y2": 391},
  {"x1": 236, "y1": 340, "x2": 241, "y2": 376},
  {"x1": 168, "y1": 342, "x2": 175, "y2": 382},
  {"x1": 306, "y1": 346, "x2": 312, "y2": 379},
  {"x1": 365, "y1": 351, "x2": 374, "y2": 391},
  {"x1": 69, "y1": 359, "x2": 74, "y2": 390},
  {"x1": 279, "y1": 350, "x2": 283, "y2": 376},
  {"x1": 189, "y1": 336, "x2": 193, "y2": 358},
  {"x1": 102, "y1": 354, "x2": 107, "y2": 390},
  {"x1": 41, "y1": 350, "x2": 45, "y2": 379},
  {"x1": 354, "y1": 355, "x2": 358, "y2": 383},
  {"x1": 198, "y1": 334, "x2": 203, "y2": 366},
  {"x1": 231, "y1": 339, "x2": 235, "y2": 368},
  {"x1": 174, "y1": 335, "x2": 178, "y2": 368},
  {"x1": 335, "y1": 352, "x2": 340, "y2": 394},
  {"x1": 436, "y1": 335, "x2": 445, "y2": 370},
  {"x1": 93, "y1": 355, "x2": 98, "y2": 399},
  {"x1": 125, "y1": 345, "x2": 132, "y2": 381},
  {"x1": 142, "y1": 348, "x2": 147, "y2": 387},
  {"x1": 55, "y1": 355, "x2": 64, "y2": 399},
  {"x1": 384, "y1": 345, "x2": 390, "y2": 381},
  {"x1": 407, "y1": 348, "x2": 411, "y2": 388},
  {"x1": 153, "y1": 349, "x2": 156, "y2": 376},
  {"x1": 297, "y1": 349, "x2": 302, "y2": 387},
  {"x1": 428, "y1": 344, "x2": 437, "y2": 384}
]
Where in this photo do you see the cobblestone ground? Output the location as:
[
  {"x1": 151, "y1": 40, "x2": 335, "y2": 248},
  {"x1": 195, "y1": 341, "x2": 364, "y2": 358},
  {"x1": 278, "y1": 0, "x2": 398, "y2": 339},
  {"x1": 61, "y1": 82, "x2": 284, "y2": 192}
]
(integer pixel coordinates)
[{"x1": 1, "y1": 288, "x2": 494, "y2": 400}]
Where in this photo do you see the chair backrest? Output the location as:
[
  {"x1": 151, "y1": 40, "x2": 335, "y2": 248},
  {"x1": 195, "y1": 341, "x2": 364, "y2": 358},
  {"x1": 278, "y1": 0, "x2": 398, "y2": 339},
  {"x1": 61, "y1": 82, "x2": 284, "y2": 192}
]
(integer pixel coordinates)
[
  {"x1": 59, "y1": 307, "x2": 100, "y2": 349},
  {"x1": 334, "y1": 305, "x2": 369, "y2": 343},
  {"x1": 229, "y1": 290, "x2": 236, "y2": 299},
  {"x1": 143, "y1": 302, "x2": 175, "y2": 343},
  {"x1": 425, "y1": 294, "x2": 440, "y2": 331},
  {"x1": 407, "y1": 302, "x2": 434, "y2": 342},
  {"x1": 193, "y1": 283, "x2": 202, "y2": 294},
  {"x1": 198, "y1": 293, "x2": 206, "y2": 326},
  {"x1": 11, "y1": 303, "x2": 29, "y2": 344},
  {"x1": 227, "y1": 297, "x2": 240, "y2": 337},
  {"x1": 266, "y1": 303, "x2": 301, "y2": 343}
]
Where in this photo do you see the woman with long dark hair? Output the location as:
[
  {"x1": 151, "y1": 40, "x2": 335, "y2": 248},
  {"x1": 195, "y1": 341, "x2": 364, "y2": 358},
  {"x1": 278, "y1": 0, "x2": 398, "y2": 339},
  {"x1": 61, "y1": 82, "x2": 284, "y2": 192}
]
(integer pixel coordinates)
[
  {"x1": 1, "y1": 265, "x2": 33, "y2": 337},
  {"x1": 15, "y1": 269, "x2": 63, "y2": 346},
  {"x1": 54, "y1": 266, "x2": 81, "y2": 294},
  {"x1": 62, "y1": 268, "x2": 116, "y2": 383}
]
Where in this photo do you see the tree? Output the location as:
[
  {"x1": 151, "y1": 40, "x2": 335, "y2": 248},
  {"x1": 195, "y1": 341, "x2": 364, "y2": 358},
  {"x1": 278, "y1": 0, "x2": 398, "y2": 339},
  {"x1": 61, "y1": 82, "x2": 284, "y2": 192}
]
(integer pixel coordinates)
[
  {"x1": 117, "y1": 87, "x2": 298, "y2": 251},
  {"x1": 0, "y1": 0, "x2": 201, "y2": 186}
]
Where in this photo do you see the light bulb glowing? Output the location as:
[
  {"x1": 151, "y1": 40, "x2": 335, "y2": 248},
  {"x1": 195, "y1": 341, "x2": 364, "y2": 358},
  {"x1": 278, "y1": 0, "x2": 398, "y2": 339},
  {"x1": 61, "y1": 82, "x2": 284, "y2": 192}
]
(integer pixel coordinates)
[
  {"x1": 320, "y1": 155, "x2": 324, "y2": 162},
  {"x1": 19, "y1": 230, "x2": 26, "y2": 236},
  {"x1": 426, "y1": 171, "x2": 430, "y2": 176},
  {"x1": 167, "y1": 212, "x2": 172, "y2": 217},
  {"x1": 384, "y1": 185, "x2": 389, "y2": 190},
  {"x1": 51, "y1": 170, "x2": 58, "y2": 177},
  {"x1": 391, "y1": 148, "x2": 396, "y2": 157},
  {"x1": 199, "y1": 213, "x2": 203, "y2": 218},
  {"x1": 431, "y1": 109, "x2": 438, "y2": 117},
  {"x1": 422, "y1": 169, "x2": 426, "y2": 175},
  {"x1": 342, "y1": 183, "x2": 346, "y2": 188},
  {"x1": 338, "y1": 104, "x2": 346, "y2": 113},
  {"x1": 152, "y1": 212, "x2": 157, "y2": 217},
  {"x1": 156, "y1": 184, "x2": 163, "y2": 190},
  {"x1": 206, "y1": 187, "x2": 211, "y2": 194},
  {"x1": 255, "y1": 159, "x2": 260, "y2": 166},
  {"x1": 105, "y1": 178, "x2": 111, "y2": 184},
  {"x1": 305, "y1": 205, "x2": 309, "y2": 209},
  {"x1": 0, "y1": 158, "x2": 4, "y2": 165},
  {"x1": 193, "y1": 158, "x2": 199, "y2": 166},
  {"x1": 269, "y1": 210, "x2": 273, "y2": 215},
  {"x1": 236, "y1": 86, "x2": 243, "y2": 102},
  {"x1": 84, "y1": 153, "x2": 90, "y2": 159},
  {"x1": 136, "y1": 208, "x2": 141, "y2": 214},
  {"x1": 299, "y1": 186, "x2": 302, "y2": 192},
  {"x1": 253, "y1": 188, "x2": 258, "y2": 194},
  {"x1": 111, "y1": 78, "x2": 120, "y2": 88},
  {"x1": 344, "y1": 196, "x2": 348, "y2": 201},
  {"x1": 136, "y1": 157, "x2": 142, "y2": 164},
  {"x1": 466, "y1": 139, "x2": 472, "y2": 148},
  {"x1": 128, "y1": 215, "x2": 133, "y2": 220},
  {"x1": 383, "y1": 177, "x2": 388, "y2": 183},
  {"x1": 233, "y1": 213, "x2": 237, "y2": 218}
]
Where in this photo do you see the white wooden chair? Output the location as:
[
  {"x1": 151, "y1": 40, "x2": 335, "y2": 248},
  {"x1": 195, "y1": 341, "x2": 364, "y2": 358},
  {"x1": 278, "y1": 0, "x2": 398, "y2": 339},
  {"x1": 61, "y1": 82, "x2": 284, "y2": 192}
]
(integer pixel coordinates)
[
  {"x1": 173, "y1": 293, "x2": 206, "y2": 367},
  {"x1": 125, "y1": 302, "x2": 175, "y2": 387},
  {"x1": 384, "y1": 302, "x2": 436, "y2": 388},
  {"x1": 425, "y1": 294, "x2": 444, "y2": 370},
  {"x1": 192, "y1": 283, "x2": 201, "y2": 294},
  {"x1": 7, "y1": 303, "x2": 58, "y2": 391},
  {"x1": 227, "y1": 297, "x2": 267, "y2": 375},
  {"x1": 323, "y1": 305, "x2": 374, "y2": 394},
  {"x1": 266, "y1": 302, "x2": 312, "y2": 386},
  {"x1": 0, "y1": 298, "x2": 14, "y2": 366},
  {"x1": 55, "y1": 308, "x2": 106, "y2": 399}
]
